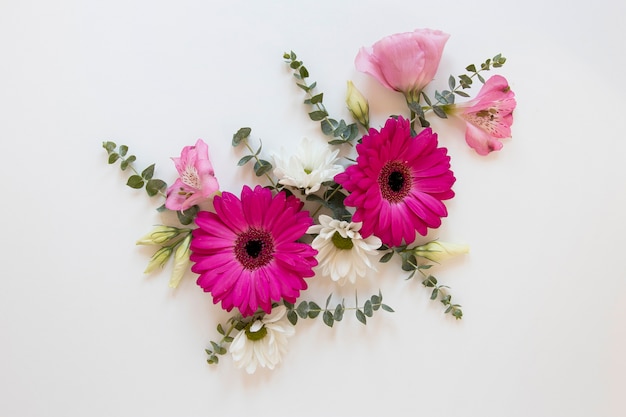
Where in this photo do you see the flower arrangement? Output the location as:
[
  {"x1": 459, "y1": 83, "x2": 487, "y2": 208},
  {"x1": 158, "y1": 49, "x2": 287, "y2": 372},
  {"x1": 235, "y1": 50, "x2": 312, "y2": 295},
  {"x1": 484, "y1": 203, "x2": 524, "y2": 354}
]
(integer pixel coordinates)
[{"x1": 102, "y1": 28, "x2": 516, "y2": 374}]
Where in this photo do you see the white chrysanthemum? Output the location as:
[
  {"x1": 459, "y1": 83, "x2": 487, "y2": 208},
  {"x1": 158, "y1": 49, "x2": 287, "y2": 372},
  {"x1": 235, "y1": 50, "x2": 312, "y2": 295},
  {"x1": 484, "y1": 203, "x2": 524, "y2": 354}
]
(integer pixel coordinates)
[
  {"x1": 272, "y1": 137, "x2": 344, "y2": 195},
  {"x1": 307, "y1": 214, "x2": 382, "y2": 285},
  {"x1": 229, "y1": 305, "x2": 295, "y2": 374}
]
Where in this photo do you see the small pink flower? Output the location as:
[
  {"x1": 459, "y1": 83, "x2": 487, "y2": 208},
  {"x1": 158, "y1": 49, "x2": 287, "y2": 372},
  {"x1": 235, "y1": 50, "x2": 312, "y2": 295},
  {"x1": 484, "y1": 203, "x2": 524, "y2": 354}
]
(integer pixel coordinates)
[
  {"x1": 165, "y1": 139, "x2": 219, "y2": 211},
  {"x1": 355, "y1": 28, "x2": 449, "y2": 101},
  {"x1": 453, "y1": 75, "x2": 517, "y2": 155}
]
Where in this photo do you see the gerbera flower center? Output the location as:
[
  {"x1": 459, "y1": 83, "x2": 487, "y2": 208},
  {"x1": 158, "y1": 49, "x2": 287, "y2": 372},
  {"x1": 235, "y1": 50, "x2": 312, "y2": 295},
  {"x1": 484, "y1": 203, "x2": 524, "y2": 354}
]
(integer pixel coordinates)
[
  {"x1": 331, "y1": 231, "x2": 354, "y2": 250},
  {"x1": 235, "y1": 228, "x2": 275, "y2": 270},
  {"x1": 378, "y1": 161, "x2": 413, "y2": 203}
]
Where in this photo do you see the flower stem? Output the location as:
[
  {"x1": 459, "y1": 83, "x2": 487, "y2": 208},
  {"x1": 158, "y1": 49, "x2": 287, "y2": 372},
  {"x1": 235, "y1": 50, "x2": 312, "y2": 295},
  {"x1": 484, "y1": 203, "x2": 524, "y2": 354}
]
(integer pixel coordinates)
[
  {"x1": 242, "y1": 139, "x2": 278, "y2": 188},
  {"x1": 310, "y1": 184, "x2": 343, "y2": 217}
]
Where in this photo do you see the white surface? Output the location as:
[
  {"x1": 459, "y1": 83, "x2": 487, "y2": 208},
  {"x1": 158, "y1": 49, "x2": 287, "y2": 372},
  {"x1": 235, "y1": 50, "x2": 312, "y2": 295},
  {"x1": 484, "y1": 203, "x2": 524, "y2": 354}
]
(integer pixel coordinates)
[{"x1": 1, "y1": 0, "x2": 625, "y2": 416}]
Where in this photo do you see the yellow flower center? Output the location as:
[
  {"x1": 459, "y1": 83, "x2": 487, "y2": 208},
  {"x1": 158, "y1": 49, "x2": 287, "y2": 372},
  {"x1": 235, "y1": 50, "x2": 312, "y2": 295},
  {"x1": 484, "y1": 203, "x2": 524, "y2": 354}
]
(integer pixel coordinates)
[
  {"x1": 331, "y1": 231, "x2": 354, "y2": 250},
  {"x1": 245, "y1": 321, "x2": 268, "y2": 341}
]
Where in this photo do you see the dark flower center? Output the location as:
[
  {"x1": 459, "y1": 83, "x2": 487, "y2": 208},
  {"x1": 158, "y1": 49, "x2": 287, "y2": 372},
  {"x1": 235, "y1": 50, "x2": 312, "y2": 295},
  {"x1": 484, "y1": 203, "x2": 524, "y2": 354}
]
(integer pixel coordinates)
[
  {"x1": 235, "y1": 228, "x2": 275, "y2": 270},
  {"x1": 388, "y1": 171, "x2": 405, "y2": 192},
  {"x1": 245, "y1": 240, "x2": 263, "y2": 258},
  {"x1": 378, "y1": 161, "x2": 413, "y2": 203}
]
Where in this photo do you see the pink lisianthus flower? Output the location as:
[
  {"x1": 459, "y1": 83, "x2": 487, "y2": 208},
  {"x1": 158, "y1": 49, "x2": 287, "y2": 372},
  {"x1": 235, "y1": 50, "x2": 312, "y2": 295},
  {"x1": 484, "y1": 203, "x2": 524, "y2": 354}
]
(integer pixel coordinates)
[
  {"x1": 451, "y1": 75, "x2": 517, "y2": 155},
  {"x1": 165, "y1": 139, "x2": 219, "y2": 211},
  {"x1": 355, "y1": 28, "x2": 449, "y2": 102}
]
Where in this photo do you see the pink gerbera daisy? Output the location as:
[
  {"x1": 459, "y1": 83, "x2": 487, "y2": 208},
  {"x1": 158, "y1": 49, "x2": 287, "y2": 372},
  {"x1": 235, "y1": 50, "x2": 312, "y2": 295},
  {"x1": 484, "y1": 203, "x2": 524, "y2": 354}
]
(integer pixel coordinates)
[
  {"x1": 189, "y1": 185, "x2": 318, "y2": 317},
  {"x1": 335, "y1": 116, "x2": 455, "y2": 247}
]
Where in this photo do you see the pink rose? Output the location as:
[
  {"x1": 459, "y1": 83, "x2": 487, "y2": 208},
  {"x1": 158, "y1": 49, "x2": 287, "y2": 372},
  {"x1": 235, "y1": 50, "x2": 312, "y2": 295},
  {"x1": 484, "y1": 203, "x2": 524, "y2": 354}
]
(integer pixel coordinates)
[
  {"x1": 165, "y1": 139, "x2": 219, "y2": 211},
  {"x1": 452, "y1": 75, "x2": 516, "y2": 155},
  {"x1": 355, "y1": 28, "x2": 449, "y2": 102}
]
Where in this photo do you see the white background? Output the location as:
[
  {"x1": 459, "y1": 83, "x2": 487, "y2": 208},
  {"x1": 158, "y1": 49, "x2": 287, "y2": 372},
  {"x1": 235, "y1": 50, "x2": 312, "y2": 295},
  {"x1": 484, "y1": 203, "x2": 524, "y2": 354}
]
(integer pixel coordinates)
[{"x1": 1, "y1": 0, "x2": 625, "y2": 416}]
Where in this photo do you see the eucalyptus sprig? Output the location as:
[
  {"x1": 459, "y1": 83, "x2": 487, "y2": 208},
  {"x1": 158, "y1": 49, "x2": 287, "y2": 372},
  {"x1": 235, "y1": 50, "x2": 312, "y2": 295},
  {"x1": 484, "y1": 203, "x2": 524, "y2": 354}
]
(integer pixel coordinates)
[
  {"x1": 283, "y1": 51, "x2": 359, "y2": 145},
  {"x1": 102, "y1": 141, "x2": 167, "y2": 198},
  {"x1": 380, "y1": 247, "x2": 463, "y2": 319},
  {"x1": 206, "y1": 317, "x2": 243, "y2": 365},
  {"x1": 305, "y1": 181, "x2": 351, "y2": 221},
  {"x1": 407, "y1": 53, "x2": 508, "y2": 128},
  {"x1": 231, "y1": 127, "x2": 277, "y2": 187},
  {"x1": 422, "y1": 275, "x2": 462, "y2": 319},
  {"x1": 429, "y1": 53, "x2": 508, "y2": 108},
  {"x1": 283, "y1": 290, "x2": 394, "y2": 327}
]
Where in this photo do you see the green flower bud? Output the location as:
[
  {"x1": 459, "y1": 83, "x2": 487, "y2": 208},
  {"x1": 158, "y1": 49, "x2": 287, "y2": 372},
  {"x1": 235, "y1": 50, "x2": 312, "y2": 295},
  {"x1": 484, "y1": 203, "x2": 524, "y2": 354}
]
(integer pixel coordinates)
[
  {"x1": 413, "y1": 241, "x2": 469, "y2": 263},
  {"x1": 144, "y1": 246, "x2": 173, "y2": 274},
  {"x1": 169, "y1": 234, "x2": 192, "y2": 288},
  {"x1": 136, "y1": 225, "x2": 181, "y2": 245},
  {"x1": 346, "y1": 80, "x2": 369, "y2": 128}
]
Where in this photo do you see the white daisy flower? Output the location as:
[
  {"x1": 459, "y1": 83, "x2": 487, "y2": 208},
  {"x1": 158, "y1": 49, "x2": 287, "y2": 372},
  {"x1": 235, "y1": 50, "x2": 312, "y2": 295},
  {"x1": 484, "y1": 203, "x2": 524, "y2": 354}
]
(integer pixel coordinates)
[
  {"x1": 229, "y1": 305, "x2": 295, "y2": 374},
  {"x1": 307, "y1": 214, "x2": 382, "y2": 285},
  {"x1": 272, "y1": 137, "x2": 344, "y2": 195}
]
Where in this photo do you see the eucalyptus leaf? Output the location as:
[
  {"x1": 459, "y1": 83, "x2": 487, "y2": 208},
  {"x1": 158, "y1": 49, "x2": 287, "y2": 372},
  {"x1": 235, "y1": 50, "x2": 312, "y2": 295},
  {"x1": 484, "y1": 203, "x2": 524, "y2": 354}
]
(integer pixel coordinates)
[
  {"x1": 146, "y1": 179, "x2": 166, "y2": 197},
  {"x1": 364, "y1": 300, "x2": 373, "y2": 317},
  {"x1": 355, "y1": 309, "x2": 366, "y2": 325},
  {"x1": 296, "y1": 301, "x2": 309, "y2": 318},
  {"x1": 310, "y1": 93, "x2": 323, "y2": 104},
  {"x1": 430, "y1": 288, "x2": 439, "y2": 300},
  {"x1": 379, "y1": 251, "x2": 394, "y2": 263},
  {"x1": 309, "y1": 110, "x2": 328, "y2": 121},
  {"x1": 232, "y1": 127, "x2": 252, "y2": 146},
  {"x1": 126, "y1": 175, "x2": 144, "y2": 189},
  {"x1": 432, "y1": 106, "x2": 448, "y2": 119},
  {"x1": 448, "y1": 75, "x2": 456, "y2": 90},
  {"x1": 287, "y1": 310, "x2": 298, "y2": 326},
  {"x1": 237, "y1": 155, "x2": 254, "y2": 166},
  {"x1": 253, "y1": 160, "x2": 272, "y2": 177},
  {"x1": 381, "y1": 304, "x2": 394, "y2": 313},
  {"x1": 108, "y1": 153, "x2": 120, "y2": 164},
  {"x1": 333, "y1": 304, "x2": 344, "y2": 321},
  {"x1": 103, "y1": 141, "x2": 116, "y2": 152},
  {"x1": 322, "y1": 310, "x2": 334, "y2": 327},
  {"x1": 177, "y1": 205, "x2": 199, "y2": 225},
  {"x1": 141, "y1": 164, "x2": 155, "y2": 180}
]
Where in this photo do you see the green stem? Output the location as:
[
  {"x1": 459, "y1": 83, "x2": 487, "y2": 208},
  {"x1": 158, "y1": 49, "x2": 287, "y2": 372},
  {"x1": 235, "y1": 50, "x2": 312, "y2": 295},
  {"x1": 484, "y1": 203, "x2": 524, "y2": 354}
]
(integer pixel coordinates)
[
  {"x1": 310, "y1": 184, "x2": 343, "y2": 217},
  {"x1": 243, "y1": 139, "x2": 277, "y2": 188},
  {"x1": 122, "y1": 155, "x2": 168, "y2": 198}
]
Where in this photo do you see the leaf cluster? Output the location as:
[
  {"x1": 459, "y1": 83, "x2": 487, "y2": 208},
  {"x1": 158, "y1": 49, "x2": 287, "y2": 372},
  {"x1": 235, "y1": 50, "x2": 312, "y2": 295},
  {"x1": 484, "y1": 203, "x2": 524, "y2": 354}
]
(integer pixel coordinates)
[
  {"x1": 432, "y1": 53, "x2": 507, "y2": 108},
  {"x1": 305, "y1": 181, "x2": 351, "y2": 221},
  {"x1": 422, "y1": 275, "x2": 463, "y2": 320},
  {"x1": 232, "y1": 127, "x2": 273, "y2": 178},
  {"x1": 206, "y1": 319, "x2": 242, "y2": 365},
  {"x1": 284, "y1": 291, "x2": 393, "y2": 327},
  {"x1": 382, "y1": 246, "x2": 463, "y2": 319},
  {"x1": 102, "y1": 141, "x2": 167, "y2": 198},
  {"x1": 283, "y1": 51, "x2": 359, "y2": 145}
]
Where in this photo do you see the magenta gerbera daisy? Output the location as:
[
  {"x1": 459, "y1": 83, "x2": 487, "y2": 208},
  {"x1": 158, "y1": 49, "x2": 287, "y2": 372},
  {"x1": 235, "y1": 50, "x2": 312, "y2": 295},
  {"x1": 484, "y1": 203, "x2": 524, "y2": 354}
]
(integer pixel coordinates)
[
  {"x1": 335, "y1": 116, "x2": 455, "y2": 247},
  {"x1": 189, "y1": 185, "x2": 318, "y2": 317}
]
